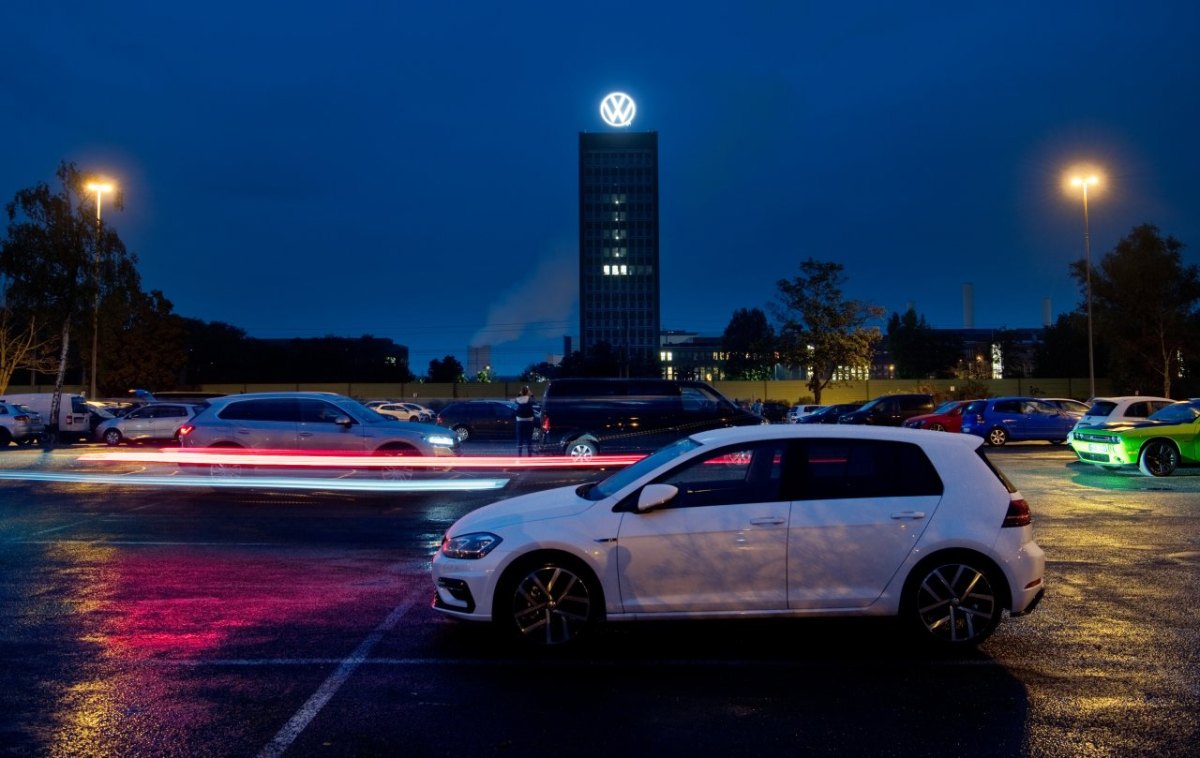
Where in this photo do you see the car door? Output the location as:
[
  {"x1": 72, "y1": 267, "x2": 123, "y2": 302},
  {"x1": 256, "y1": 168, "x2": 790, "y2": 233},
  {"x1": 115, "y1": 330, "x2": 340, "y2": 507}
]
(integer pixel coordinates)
[
  {"x1": 296, "y1": 398, "x2": 367, "y2": 451},
  {"x1": 121, "y1": 406, "x2": 155, "y2": 440},
  {"x1": 786, "y1": 438, "x2": 943, "y2": 609},
  {"x1": 615, "y1": 441, "x2": 790, "y2": 613},
  {"x1": 989, "y1": 399, "x2": 1026, "y2": 438}
]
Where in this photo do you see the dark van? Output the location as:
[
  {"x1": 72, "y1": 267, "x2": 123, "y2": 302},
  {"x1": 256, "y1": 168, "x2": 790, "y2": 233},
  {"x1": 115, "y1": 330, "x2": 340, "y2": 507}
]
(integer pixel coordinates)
[
  {"x1": 536, "y1": 378, "x2": 761, "y2": 458},
  {"x1": 837, "y1": 393, "x2": 935, "y2": 426}
]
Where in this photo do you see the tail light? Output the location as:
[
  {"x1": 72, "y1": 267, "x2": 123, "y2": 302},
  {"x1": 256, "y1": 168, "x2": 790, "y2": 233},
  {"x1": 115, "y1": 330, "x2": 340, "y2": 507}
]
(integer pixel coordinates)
[
  {"x1": 541, "y1": 414, "x2": 550, "y2": 432},
  {"x1": 1002, "y1": 495, "x2": 1031, "y2": 527},
  {"x1": 14, "y1": 414, "x2": 30, "y2": 423},
  {"x1": 177, "y1": 424, "x2": 195, "y2": 438},
  {"x1": 435, "y1": 415, "x2": 443, "y2": 426}
]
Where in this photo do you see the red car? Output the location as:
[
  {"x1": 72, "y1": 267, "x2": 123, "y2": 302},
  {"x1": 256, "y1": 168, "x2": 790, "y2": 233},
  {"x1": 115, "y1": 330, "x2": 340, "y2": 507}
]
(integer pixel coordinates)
[{"x1": 903, "y1": 400, "x2": 972, "y2": 433}]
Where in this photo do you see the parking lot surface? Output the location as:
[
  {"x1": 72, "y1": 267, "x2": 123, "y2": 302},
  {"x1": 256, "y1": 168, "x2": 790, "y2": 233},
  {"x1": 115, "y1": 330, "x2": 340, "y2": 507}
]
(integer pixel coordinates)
[{"x1": 0, "y1": 442, "x2": 1197, "y2": 756}]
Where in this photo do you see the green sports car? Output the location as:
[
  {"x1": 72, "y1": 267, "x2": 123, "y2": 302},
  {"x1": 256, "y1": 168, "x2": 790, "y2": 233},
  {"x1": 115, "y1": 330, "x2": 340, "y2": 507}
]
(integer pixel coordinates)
[{"x1": 1069, "y1": 399, "x2": 1200, "y2": 476}]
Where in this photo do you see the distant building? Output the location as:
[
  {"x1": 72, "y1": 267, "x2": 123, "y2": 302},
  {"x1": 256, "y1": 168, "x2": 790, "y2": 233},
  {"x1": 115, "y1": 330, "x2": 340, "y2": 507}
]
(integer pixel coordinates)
[
  {"x1": 659, "y1": 330, "x2": 726, "y2": 381},
  {"x1": 467, "y1": 345, "x2": 492, "y2": 378},
  {"x1": 578, "y1": 130, "x2": 661, "y2": 372}
]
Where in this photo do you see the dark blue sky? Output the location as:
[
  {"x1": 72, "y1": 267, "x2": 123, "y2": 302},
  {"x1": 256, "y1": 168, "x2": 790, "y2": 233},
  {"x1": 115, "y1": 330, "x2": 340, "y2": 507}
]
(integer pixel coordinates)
[{"x1": 4, "y1": 2, "x2": 1198, "y2": 375}]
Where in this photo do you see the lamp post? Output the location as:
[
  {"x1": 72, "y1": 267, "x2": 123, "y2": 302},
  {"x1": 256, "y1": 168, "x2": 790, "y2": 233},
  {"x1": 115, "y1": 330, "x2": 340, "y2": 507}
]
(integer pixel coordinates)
[
  {"x1": 1070, "y1": 174, "x2": 1099, "y2": 400},
  {"x1": 85, "y1": 180, "x2": 113, "y2": 399}
]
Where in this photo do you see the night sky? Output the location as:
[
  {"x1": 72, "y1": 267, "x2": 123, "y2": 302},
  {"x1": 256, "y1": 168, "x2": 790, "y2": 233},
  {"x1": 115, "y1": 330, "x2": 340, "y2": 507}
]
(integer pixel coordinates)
[{"x1": 4, "y1": 3, "x2": 1199, "y2": 376}]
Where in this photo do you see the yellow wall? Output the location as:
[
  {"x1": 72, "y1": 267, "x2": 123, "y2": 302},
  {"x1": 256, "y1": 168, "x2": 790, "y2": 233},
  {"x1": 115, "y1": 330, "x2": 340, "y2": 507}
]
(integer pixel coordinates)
[{"x1": 4, "y1": 378, "x2": 1108, "y2": 403}]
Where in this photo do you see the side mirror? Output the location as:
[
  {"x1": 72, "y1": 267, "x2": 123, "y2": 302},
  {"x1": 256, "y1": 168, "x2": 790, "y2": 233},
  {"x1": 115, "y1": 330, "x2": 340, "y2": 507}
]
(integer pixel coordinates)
[
  {"x1": 334, "y1": 415, "x2": 353, "y2": 427},
  {"x1": 637, "y1": 483, "x2": 679, "y2": 512}
]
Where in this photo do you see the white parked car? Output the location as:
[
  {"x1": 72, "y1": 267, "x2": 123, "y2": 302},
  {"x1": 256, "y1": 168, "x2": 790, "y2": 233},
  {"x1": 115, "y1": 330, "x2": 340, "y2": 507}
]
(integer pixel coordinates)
[
  {"x1": 432, "y1": 424, "x2": 1045, "y2": 648},
  {"x1": 374, "y1": 402, "x2": 434, "y2": 422},
  {"x1": 0, "y1": 401, "x2": 45, "y2": 446},
  {"x1": 1068, "y1": 395, "x2": 1174, "y2": 440},
  {"x1": 786, "y1": 404, "x2": 824, "y2": 423},
  {"x1": 95, "y1": 402, "x2": 199, "y2": 445}
]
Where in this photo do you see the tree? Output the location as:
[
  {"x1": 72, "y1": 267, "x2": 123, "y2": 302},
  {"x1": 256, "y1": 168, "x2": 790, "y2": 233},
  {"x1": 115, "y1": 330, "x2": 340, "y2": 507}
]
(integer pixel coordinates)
[
  {"x1": 95, "y1": 289, "x2": 187, "y2": 395},
  {"x1": 774, "y1": 259, "x2": 884, "y2": 404},
  {"x1": 1033, "y1": 313, "x2": 1093, "y2": 378},
  {"x1": 0, "y1": 309, "x2": 58, "y2": 394},
  {"x1": 520, "y1": 361, "x2": 559, "y2": 383},
  {"x1": 721, "y1": 307, "x2": 777, "y2": 379},
  {"x1": 427, "y1": 355, "x2": 465, "y2": 383},
  {"x1": 886, "y1": 307, "x2": 963, "y2": 379},
  {"x1": 1071, "y1": 224, "x2": 1200, "y2": 397},
  {"x1": 0, "y1": 162, "x2": 136, "y2": 440}
]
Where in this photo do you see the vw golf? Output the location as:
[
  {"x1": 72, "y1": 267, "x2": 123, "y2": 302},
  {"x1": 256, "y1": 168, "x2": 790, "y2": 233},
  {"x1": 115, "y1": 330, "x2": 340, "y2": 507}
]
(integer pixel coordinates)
[{"x1": 432, "y1": 425, "x2": 1044, "y2": 647}]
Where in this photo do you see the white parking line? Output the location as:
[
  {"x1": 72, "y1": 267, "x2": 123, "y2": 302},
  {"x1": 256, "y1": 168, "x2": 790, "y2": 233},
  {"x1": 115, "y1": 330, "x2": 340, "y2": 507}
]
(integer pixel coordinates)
[{"x1": 256, "y1": 588, "x2": 423, "y2": 758}]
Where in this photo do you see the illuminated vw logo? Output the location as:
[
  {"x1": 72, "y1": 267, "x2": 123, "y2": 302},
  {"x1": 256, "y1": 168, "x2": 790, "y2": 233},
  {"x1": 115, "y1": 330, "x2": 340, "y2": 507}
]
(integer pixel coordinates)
[{"x1": 600, "y1": 92, "x2": 636, "y2": 127}]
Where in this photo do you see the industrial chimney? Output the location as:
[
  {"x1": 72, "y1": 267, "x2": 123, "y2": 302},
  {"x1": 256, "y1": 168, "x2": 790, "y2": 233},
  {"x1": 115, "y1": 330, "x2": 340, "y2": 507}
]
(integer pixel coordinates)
[{"x1": 963, "y1": 283, "x2": 975, "y2": 329}]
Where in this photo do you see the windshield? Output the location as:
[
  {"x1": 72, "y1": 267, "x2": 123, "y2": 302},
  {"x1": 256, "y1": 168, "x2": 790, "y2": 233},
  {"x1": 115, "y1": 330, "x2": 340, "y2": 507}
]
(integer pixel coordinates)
[
  {"x1": 1147, "y1": 401, "x2": 1200, "y2": 425},
  {"x1": 933, "y1": 400, "x2": 959, "y2": 414},
  {"x1": 585, "y1": 437, "x2": 702, "y2": 501}
]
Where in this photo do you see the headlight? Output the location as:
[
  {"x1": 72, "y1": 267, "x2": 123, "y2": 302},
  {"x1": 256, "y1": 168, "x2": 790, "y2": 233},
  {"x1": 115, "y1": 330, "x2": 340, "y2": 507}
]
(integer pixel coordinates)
[
  {"x1": 425, "y1": 433, "x2": 457, "y2": 447},
  {"x1": 441, "y1": 532, "x2": 502, "y2": 559}
]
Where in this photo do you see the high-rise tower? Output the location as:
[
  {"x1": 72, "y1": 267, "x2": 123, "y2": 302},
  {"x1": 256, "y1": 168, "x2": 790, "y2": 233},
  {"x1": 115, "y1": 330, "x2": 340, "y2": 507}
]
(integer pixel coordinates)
[{"x1": 578, "y1": 96, "x2": 660, "y2": 374}]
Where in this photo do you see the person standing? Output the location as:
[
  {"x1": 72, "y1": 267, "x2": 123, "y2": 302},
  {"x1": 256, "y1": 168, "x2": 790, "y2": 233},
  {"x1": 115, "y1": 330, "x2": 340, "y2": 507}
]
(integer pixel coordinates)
[{"x1": 514, "y1": 385, "x2": 536, "y2": 456}]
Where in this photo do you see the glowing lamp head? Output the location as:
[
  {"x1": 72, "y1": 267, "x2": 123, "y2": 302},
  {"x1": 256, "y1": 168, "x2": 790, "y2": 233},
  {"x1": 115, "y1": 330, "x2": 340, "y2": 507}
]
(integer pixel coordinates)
[{"x1": 86, "y1": 181, "x2": 114, "y2": 194}]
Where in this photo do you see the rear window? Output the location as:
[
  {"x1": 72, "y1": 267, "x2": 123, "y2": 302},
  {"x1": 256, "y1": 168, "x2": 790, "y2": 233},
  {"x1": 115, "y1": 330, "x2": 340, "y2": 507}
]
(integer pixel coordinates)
[
  {"x1": 794, "y1": 439, "x2": 943, "y2": 500},
  {"x1": 1085, "y1": 401, "x2": 1117, "y2": 417},
  {"x1": 218, "y1": 399, "x2": 298, "y2": 422}
]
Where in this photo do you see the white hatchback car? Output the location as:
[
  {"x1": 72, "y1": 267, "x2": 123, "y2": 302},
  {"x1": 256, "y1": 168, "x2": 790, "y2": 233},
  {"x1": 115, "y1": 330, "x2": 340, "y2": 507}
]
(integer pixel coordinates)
[
  {"x1": 432, "y1": 425, "x2": 1045, "y2": 647},
  {"x1": 1070, "y1": 395, "x2": 1174, "y2": 438}
]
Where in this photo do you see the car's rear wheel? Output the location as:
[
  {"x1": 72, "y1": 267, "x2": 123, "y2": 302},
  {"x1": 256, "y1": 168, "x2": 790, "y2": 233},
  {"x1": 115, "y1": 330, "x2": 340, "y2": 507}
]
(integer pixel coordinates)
[
  {"x1": 103, "y1": 429, "x2": 123, "y2": 446},
  {"x1": 207, "y1": 443, "x2": 246, "y2": 477},
  {"x1": 495, "y1": 555, "x2": 599, "y2": 647},
  {"x1": 903, "y1": 555, "x2": 1003, "y2": 646},
  {"x1": 986, "y1": 427, "x2": 1009, "y2": 446},
  {"x1": 1049, "y1": 438, "x2": 1066, "y2": 445},
  {"x1": 0, "y1": 429, "x2": 11, "y2": 447},
  {"x1": 566, "y1": 438, "x2": 598, "y2": 460},
  {"x1": 453, "y1": 425, "x2": 470, "y2": 443},
  {"x1": 1138, "y1": 440, "x2": 1179, "y2": 477}
]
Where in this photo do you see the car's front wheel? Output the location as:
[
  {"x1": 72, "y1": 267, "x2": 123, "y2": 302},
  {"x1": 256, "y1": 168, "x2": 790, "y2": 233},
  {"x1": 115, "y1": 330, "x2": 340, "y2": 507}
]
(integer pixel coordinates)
[
  {"x1": 452, "y1": 425, "x2": 470, "y2": 443},
  {"x1": 986, "y1": 427, "x2": 1009, "y2": 446},
  {"x1": 496, "y1": 556, "x2": 598, "y2": 646},
  {"x1": 566, "y1": 438, "x2": 598, "y2": 460},
  {"x1": 1139, "y1": 440, "x2": 1179, "y2": 477},
  {"x1": 903, "y1": 555, "x2": 1003, "y2": 646},
  {"x1": 375, "y1": 445, "x2": 417, "y2": 480}
]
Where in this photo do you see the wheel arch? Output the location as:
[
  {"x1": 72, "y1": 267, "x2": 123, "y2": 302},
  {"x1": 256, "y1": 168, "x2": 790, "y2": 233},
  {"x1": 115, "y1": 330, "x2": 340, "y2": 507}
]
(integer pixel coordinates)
[
  {"x1": 900, "y1": 547, "x2": 1013, "y2": 614},
  {"x1": 491, "y1": 548, "x2": 608, "y2": 624}
]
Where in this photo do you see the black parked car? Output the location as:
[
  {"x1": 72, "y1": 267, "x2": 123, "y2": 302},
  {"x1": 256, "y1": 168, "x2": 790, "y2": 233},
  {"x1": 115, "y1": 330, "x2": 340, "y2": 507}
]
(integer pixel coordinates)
[
  {"x1": 436, "y1": 400, "x2": 519, "y2": 443},
  {"x1": 536, "y1": 378, "x2": 761, "y2": 458},
  {"x1": 796, "y1": 402, "x2": 863, "y2": 424},
  {"x1": 838, "y1": 394, "x2": 935, "y2": 426}
]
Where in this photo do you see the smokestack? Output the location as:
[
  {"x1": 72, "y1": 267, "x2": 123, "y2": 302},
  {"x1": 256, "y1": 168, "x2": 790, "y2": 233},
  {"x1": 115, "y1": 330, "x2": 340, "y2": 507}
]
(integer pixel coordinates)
[
  {"x1": 1043, "y1": 297, "x2": 1052, "y2": 327},
  {"x1": 963, "y1": 283, "x2": 974, "y2": 329}
]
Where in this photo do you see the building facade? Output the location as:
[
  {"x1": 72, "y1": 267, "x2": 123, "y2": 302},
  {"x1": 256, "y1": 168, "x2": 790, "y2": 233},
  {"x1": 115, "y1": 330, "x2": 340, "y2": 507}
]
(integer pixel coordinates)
[{"x1": 578, "y1": 131, "x2": 661, "y2": 373}]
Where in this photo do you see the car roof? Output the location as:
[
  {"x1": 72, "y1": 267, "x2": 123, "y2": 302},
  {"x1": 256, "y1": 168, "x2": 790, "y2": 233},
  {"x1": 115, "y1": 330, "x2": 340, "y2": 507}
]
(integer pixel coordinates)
[{"x1": 688, "y1": 422, "x2": 984, "y2": 451}]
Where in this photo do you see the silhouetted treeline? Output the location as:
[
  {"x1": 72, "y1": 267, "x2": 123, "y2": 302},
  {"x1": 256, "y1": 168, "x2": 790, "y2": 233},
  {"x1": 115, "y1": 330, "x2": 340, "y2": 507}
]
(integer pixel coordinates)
[{"x1": 180, "y1": 318, "x2": 415, "y2": 384}]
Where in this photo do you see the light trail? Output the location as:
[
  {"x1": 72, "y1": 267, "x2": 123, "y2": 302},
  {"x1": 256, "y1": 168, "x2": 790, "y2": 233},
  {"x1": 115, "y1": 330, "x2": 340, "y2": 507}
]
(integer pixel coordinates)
[
  {"x1": 0, "y1": 470, "x2": 510, "y2": 492},
  {"x1": 76, "y1": 449, "x2": 644, "y2": 469}
]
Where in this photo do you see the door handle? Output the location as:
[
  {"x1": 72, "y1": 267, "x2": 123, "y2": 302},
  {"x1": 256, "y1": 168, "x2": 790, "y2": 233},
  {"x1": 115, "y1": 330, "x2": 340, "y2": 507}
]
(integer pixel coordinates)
[
  {"x1": 890, "y1": 511, "x2": 926, "y2": 520},
  {"x1": 749, "y1": 517, "x2": 785, "y2": 526}
]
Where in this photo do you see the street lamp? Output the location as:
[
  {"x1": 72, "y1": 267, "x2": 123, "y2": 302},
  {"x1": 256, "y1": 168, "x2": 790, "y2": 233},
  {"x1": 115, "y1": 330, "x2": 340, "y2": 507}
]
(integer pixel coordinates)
[
  {"x1": 85, "y1": 180, "x2": 114, "y2": 399},
  {"x1": 1069, "y1": 173, "x2": 1100, "y2": 400}
]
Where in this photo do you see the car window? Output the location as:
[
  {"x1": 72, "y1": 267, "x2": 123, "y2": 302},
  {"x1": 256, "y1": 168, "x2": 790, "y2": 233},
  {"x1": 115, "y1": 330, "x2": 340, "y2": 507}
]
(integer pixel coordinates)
[
  {"x1": 795, "y1": 439, "x2": 942, "y2": 500},
  {"x1": 993, "y1": 400, "x2": 1021, "y2": 414},
  {"x1": 219, "y1": 398, "x2": 299, "y2": 422},
  {"x1": 1086, "y1": 401, "x2": 1117, "y2": 417},
  {"x1": 653, "y1": 442, "x2": 787, "y2": 508},
  {"x1": 299, "y1": 399, "x2": 349, "y2": 423}
]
